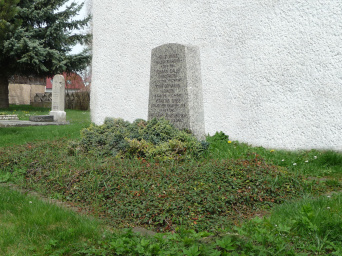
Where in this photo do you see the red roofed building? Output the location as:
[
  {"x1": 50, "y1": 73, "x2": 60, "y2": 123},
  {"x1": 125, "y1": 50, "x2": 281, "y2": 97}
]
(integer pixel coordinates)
[{"x1": 46, "y1": 72, "x2": 86, "y2": 93}]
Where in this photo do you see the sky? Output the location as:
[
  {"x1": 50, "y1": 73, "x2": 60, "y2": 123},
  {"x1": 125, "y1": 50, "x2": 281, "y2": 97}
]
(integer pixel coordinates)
[{"x1": 64, "y1": 0, "x2": 89, "y2": 54}]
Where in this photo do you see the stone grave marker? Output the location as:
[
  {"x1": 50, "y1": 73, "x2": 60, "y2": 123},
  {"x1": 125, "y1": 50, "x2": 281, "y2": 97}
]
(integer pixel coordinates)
[
  {"x1": 0, "y1": 115, "x2": 19, "y2": 120},
  {"x1": 49, "y1": 74, "x2": 66, "y2": 123},
  {"x1": 148, "y1": 43, "x2": 205, "y2": 140},
  {"x1": 29, "y1": 115, "x2": 54, "y2": 122}
]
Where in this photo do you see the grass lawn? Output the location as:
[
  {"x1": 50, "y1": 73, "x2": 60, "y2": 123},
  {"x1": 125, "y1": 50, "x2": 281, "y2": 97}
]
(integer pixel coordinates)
[
  {"x1": 0, "y1": 185, "x2": 106, "y2": 256},
  {"x1": 1, "y1": 105, "x2": 342, "y2": 255},
  {"x1": 0, "y1": 105, "x2": 91, "y2": 146}
]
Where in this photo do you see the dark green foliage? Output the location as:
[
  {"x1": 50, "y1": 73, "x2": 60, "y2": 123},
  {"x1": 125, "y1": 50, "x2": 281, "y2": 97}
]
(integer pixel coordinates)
[
  {"x1": 0, "y1": 0, "x2": 20, "y2": 42},
  {"x1": 75, "y1": 209, "x2": 342, "y2": 256},
  {"x1": 2, "y1": 0, "x2": 91, "y2": 76},
  {"x1": 317, "y1": 150, "x2": 342, "y2": 168},
  {"x1": 76, "y1": 228, "x2": 221, "y2": 256},
  {"x1": 73, "y1": 118, "x2": 208, "y2": 160},
  {"x1": 0, "y1": 0, "x2": 91, "y2": 107},
  {"x1": 210, "y1": 131, "x2": 229, "y2": 142}
]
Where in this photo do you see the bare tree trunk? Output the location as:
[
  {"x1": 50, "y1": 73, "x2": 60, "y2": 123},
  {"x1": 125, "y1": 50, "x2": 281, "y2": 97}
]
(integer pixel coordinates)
[{"x1": 0, "y1": 72, "x2": 9, "y2": 108}]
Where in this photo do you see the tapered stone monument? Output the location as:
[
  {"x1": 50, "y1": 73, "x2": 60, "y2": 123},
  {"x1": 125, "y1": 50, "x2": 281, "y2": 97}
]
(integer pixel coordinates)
[
  {"x1": 49, "y1": 74, "x2": 66, "y2": 123},
  {"x1": 148, "y1": 43, "x2": 205, "y2": 140}
]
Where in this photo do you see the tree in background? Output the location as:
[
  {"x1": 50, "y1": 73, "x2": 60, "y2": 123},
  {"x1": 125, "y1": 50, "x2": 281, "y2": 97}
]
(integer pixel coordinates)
[
  {"x1": 0, "y1": 0, "x2": 91, "y2": 108},
  {"x1": 0, "y1": 0, "x2": 20, "y2": 106},
  {"x1": 0, "y1": 0, "x2": 20, "y2": 42}
]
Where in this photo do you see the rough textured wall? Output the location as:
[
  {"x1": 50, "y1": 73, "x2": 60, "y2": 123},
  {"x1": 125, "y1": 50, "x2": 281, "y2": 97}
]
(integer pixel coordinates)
[
  {"x1": 91, "y1": 0, "x2": 342, "y2": 151},
  {"x1": 9, "y1": 84, "x2": 45, "y2": 105}
]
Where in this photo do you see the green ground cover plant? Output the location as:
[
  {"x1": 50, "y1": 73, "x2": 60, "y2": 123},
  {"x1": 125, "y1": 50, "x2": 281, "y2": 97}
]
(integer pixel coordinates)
[
  {"x1": 76, "y1": 193, "x2": 342, "y2": 255},
  {"x1": 2, "y1": 144, "x2": 326, "y2": 232},
  {"x1": 1, "y1": 105, "x2": 342, "y2": 255}
]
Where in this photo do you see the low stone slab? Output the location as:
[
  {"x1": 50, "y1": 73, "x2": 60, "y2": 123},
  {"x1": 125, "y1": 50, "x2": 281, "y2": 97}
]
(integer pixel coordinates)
[
  {"x1": 29, "y1": 115, "x2": 54, "y2": 122},
  {"x1": 0, "y1": 120, "x2": 69, "y2": 127},
  {"x1": 0, "y1": 115, "x2": 19, "y2": 120}
]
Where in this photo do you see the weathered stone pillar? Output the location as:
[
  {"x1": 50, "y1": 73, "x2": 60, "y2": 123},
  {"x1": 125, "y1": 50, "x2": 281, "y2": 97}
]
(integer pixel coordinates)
[
  {"x1": 148, "y1": 43, "x2": 205, "y2": 140},
  {"x1": 49, "y1": 74, "x2": 66, "y2": 123}
]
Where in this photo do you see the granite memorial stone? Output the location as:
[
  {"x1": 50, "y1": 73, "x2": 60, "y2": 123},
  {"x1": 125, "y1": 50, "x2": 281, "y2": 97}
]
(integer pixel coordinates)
[
  {"x1": 148, "y1": 43, "x2": 205, "y2": 140},
  {"x1": 49, "y1": 74, "x2": 66, "y2": 123}
]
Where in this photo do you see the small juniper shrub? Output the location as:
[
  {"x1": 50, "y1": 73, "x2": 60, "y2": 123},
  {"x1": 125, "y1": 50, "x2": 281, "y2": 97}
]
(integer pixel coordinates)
[{"x1": 69, "y1": 117, "x2": 209, "y2": 161}]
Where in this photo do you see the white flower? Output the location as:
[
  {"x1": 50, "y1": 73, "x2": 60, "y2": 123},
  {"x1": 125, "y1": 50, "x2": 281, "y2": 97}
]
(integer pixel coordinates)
[
  {"x1": 293, "y1": 163, "x2": 297, "y2": 166},
  {"x1": 314, "y1": 156, "x2": 317, "y2": 159},
  {"x1": 327, "y1": 195, "x2": 331, "y2": 198},
  {"x1": 29, "y1": 201, "x2": 32, "y2": 204},
  {"x1": 327, "y1": 207, "x2": 331, "y2": 210},
  {"x1": 305, "y1": 160, "x2": 309, "y2": 163},
  {"x1": 281, "y1": 159, "x2": 285, "y2": 162}
]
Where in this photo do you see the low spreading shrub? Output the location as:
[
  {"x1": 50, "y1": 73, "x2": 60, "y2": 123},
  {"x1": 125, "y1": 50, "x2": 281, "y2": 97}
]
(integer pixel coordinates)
[{"x1": 69, "y1": 118, "x2": 209, "y2": 160}]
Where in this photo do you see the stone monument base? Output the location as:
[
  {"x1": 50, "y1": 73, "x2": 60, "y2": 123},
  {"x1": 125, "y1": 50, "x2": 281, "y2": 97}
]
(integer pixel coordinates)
[
  {"x1": 29, "y1": 115, "x2": 54, "y2": 122},
  {"x1": 49, "y1": 111, "x2": 66, "y2": 123}
]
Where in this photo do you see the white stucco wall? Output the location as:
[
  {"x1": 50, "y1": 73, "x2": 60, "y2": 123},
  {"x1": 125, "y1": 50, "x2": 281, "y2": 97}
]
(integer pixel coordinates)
[{"x1": 91, "y1": 0, "x2": 342, "y2": 151}]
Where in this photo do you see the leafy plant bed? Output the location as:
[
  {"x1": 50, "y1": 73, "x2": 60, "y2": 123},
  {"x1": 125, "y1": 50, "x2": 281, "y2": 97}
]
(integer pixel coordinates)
[
  {"x1": 2, "y1": 106, "x2": 342, "y2": 254},
  {"x1": 77, "y1": 191, "x2": 342, "y2": 256},
  {"x1": 0, "y1": 139, "x2": 332, "y2": 233}
]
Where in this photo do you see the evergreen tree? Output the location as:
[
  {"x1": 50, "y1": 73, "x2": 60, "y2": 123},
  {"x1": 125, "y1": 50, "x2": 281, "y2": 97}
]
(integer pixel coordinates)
[
  {"x1": 0, "y1": 0, "x2": 20, "y2": 42},
  {"x1": 0, "y1": 0, "x2": 91, "y2": 108}
]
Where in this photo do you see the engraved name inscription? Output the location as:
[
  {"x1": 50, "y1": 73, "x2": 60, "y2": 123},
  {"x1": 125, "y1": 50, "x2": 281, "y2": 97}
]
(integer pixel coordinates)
[
  {"x1": 52, "y1": 93, "x2": 59, "y2": 111},
  {"x1": 148, "y1": 49, "x2": 190, "y2": 128}
]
